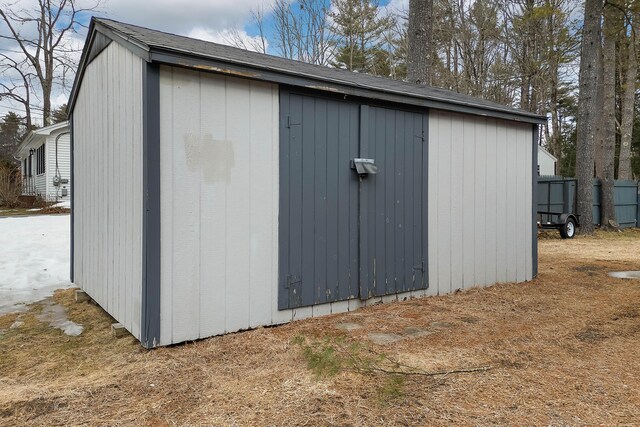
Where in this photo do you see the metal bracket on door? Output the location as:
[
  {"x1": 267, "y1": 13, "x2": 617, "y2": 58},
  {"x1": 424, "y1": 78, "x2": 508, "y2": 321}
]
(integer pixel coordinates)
[{"x1": 286, "y1": 116, "x2": 301, "y2": 128}]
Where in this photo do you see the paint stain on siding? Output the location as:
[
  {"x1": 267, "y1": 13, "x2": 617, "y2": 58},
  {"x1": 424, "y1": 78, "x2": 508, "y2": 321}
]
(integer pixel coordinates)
[{"x1": 183, "y1": 133, "x2": 235, "y2": 183}]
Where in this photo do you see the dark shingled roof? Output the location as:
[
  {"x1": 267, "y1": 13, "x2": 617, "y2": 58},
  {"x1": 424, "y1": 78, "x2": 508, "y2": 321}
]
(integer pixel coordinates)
[{"x1": 71, "y1": 17, "x2": 545, "y2": 123}]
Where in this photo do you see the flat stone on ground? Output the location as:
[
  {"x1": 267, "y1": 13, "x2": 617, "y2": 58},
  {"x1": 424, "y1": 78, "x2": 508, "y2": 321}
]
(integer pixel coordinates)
[
  {"x1": 367, "y1": 332, "x2": 403, "y2": 345},
  {"x1": 430, "y1": 321, "x2": 454, "y2": 329},
  {"x1": 403, "y1": 326, "x2": 432, "y2": 337},
  {"x1": 111, "y1": 323, "x2": 128, "y2": 338},
  {"x1": 336, "y1": 322, "x2": 363, "y2": 331}
]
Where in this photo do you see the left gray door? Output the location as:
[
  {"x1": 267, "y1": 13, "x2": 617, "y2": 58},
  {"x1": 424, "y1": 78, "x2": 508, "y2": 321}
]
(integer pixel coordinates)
[{"x1": 278, "y1": 91, "x2": 360, "y2": 310}]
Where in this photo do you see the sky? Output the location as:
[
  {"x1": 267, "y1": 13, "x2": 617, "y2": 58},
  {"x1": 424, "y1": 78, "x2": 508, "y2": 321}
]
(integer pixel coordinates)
[{"x1": 0, "y1": 0, "x2": 408, "y2": 124}]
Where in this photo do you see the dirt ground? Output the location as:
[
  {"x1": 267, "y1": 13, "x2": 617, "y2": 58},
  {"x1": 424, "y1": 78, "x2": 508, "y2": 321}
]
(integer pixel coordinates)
[{"x1": 1, "y1": 230, "x2": 640, "y2": 426}]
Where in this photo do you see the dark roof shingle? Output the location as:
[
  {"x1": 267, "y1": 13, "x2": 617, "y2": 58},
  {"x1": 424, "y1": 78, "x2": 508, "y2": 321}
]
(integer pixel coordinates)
[{"x1": 83, "y1": 18, "x2": 545, "y2": 123}]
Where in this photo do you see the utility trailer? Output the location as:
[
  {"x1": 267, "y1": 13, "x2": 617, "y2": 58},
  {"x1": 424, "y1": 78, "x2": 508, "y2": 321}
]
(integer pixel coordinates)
[{"x1": 537, "y1": 211, "x2": 580, "y2": 238}]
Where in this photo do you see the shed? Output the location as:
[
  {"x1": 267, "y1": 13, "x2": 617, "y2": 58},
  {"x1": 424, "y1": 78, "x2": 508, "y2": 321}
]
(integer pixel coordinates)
[
  {"x1": 14, "y1": 121, "x2": 71, "y2": 201},
  {"x1": 69, "y1": 18, "x2": 545, "y2": 348}
]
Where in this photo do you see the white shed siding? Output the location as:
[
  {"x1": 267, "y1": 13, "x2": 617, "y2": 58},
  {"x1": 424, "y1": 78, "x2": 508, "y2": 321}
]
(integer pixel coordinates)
[
  {"x1": 73, "y1": 41, "x2": 144, "y2": 339},
  {"x1": 428, "y1": 111, "x2": 533, "y2": 295},
  {"x1": 45, "y1": 132, "x2": 71, "y2": 200},
  {"x1": 159, "y1": 67, "x2": 281, "y2": 344}
]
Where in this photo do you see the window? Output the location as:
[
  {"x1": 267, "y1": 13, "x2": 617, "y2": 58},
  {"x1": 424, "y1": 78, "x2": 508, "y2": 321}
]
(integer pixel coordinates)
[{"x1": 36, "y1": 144, "x2": 45, "y2": 175}]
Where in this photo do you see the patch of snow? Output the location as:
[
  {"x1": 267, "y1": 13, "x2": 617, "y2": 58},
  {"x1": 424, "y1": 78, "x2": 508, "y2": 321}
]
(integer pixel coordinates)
[
  {"x1": 10, "y1": 320, "x2": 24, "y2": 329},
  {"x1": 52, "y1": 199, "x2": 71, "y2": 208},
  {"x1": 27, "y1": 208, "x2": 41, "y2": 212},
  {"x1": 0, "y1": 214, "x2": 71, "y2": 315},
  {"x1": 37, "y1": 297, "x2": 83, "y2": 336},
  {"x1": 608, "y1": 271, "x2": 640, "y2": 279}
]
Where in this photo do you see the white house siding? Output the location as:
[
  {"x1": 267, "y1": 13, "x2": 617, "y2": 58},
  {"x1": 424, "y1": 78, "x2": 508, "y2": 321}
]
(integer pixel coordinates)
[
  {"x1": 73, "y1": 41, "x2": 144, "y2": 340},
  {"x1": 538, "y1": 146, "x2": 557, "y2": 176},
  {"x1": 428, "y1": 110, "x2": 533, "y2": 295},
  {"x1": 34, "y1": 173, "x2": 46, "y2": 198},
  {"x1": 45, "y1": 132, "x2": 71, "y2": 200}
]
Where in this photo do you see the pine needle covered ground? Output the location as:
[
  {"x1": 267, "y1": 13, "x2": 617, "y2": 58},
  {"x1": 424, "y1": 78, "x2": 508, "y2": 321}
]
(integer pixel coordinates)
[{"x1": 1, "y1": 230, "x2": 639, "y2": 426}]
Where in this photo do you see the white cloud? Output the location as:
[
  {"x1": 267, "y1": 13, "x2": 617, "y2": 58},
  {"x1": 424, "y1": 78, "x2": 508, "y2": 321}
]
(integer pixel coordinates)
[
  {"x1": 187, "y1": 27, "x2": 267, "y2": 52},
  {"x1": 1, "y1": 0, "x2": 275, "y2": 121},
  {"x1": 99, "y1": 0, "x2": 275, "y2": 36}
]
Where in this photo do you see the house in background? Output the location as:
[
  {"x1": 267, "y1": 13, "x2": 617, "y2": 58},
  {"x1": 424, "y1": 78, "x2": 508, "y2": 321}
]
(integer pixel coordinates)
[
  {"x1": 538, "y1": 145, "x2": 557, "y2": 176},
  {"x1": 14, "y1": 121, "x2": 71, "y2": 201}
]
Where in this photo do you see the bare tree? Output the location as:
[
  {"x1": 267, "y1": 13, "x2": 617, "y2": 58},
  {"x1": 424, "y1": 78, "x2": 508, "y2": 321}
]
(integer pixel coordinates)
[
  {"x1": 407, "y1": 0, "x2": 434, "y2": 84},
  {"x1": 271, "y1": 0, "x2": 334, "y2": 65},
  {"x1": 221, "y1": 8, "x2": 268, "y2": 54},
  {"x1": 618, "y1": 6, "x2": 639, "y2": 181},
  {"x1": 0, "y1": 0, "x2": 100, "y2": 128},
  {"x1": 575, "y1": 0, "x2": 603, "y2": 234},
  {"x1": 598, "y1": 3, "x2": 618, "y2": 228}
]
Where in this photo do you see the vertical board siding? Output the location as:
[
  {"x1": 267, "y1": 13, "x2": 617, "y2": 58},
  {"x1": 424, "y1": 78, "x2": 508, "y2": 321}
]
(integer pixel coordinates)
[
  {"x1": 364, "y1": 106, "x2": 427, "y2": 297},
  {"x1": 428, "y1": 111, "x2": 533, "y2": 295},
  {"x1": 73, "y1": 41, "x2": 144, "y2": 339},
  {"x1": 159, "y1": 67, "x2": 280, "y2": 344},
  {"x1": 279, "y1": 95, "x2": 428, "y2": 310},
  {"x1": 278, "y1": 93, "x2": 360, "y2": 309}
]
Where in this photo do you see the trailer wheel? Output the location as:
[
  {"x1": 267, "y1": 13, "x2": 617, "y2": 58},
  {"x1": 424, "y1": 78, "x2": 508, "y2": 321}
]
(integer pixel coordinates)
[{"x1": 560, "y1": 217, "x2": 576, "y2": 239}]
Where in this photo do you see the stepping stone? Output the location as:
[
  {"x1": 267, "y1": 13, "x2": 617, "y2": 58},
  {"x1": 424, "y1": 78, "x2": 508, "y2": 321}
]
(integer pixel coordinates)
[
  {"x1": 368, "y1": 332, "x2": 403, "y2": 345},
  {"x1": 430, "y1": 321, "x2": 454, "y2": 329},
  {"x1": 335, "y1": 322, "x2": 363, "y2": 331},
  {"x1": 403, "y1": 326, "x2": 431, "y2": 337}
]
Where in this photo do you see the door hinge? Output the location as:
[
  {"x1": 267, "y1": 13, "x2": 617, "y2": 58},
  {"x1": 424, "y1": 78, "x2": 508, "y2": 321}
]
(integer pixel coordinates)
[
  {"x1": 286, "y1": 116, "x2": 301, "y2": 128},
  {"x1": 413, "y1": 261, "x2": 425, "y2": 272},
  {"x1": 285, "y1": 274, "x2": 301, "y2": 289}
]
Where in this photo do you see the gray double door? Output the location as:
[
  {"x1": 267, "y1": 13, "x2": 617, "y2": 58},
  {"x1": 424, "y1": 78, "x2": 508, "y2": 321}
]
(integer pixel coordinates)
[{"x1": 279, "y1": 90, "x2": 428, "y2": 310}]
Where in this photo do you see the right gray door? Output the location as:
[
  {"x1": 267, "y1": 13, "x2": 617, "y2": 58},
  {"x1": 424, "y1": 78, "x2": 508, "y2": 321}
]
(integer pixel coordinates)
[{"x1": 360, "y1": 105, "x2": 428, "y2": 299}]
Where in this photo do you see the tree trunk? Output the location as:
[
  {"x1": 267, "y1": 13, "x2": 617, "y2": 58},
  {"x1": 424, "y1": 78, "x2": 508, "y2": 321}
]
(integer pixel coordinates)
[
  {"x1": 407, "y1": 0, "x2": 433, "y2": 85},
  {"x1": 599, "y1": 5, "x2": 617, "y2": 229},
  {"x1": 618, "y1": 12, "x2": 638, "y2": 181},
  {"x1": 575, "y1": 0, "x2": 603, "y2": 235}
]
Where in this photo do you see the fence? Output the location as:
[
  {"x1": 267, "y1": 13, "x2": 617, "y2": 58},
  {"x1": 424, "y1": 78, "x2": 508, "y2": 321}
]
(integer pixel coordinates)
[{"x1": 538, "y1": 176, "x2": 640, "y2": 228}]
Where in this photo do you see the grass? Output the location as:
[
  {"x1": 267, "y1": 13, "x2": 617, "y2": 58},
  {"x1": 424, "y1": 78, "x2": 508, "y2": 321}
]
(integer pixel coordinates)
[
  {"x1": 1, "y1": 229, "x2": 640, "y2": 425},
  {"x1": 0, "y1": 206, "x2": 70, "y2": 217}
]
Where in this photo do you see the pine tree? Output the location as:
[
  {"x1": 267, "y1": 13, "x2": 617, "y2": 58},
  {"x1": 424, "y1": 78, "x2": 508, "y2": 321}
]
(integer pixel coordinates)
[
  {"x1": 0, "y1": 112, "x2": 26, "y2": 164},
  {"x1": 330, "y1": 0, "x2": 394, "y2": 75}
]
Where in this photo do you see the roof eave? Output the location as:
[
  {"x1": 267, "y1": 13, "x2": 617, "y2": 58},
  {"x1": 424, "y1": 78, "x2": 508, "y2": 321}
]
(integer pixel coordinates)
[
  {"x1": 14, "y1": 132, "x2": 43, "y2": 159},
  {"x1": 149, "y1": 47, "x2": 546, "y2": 124},
  {"x1": 67, "y1": 18, "x2": 151, "y2": 115},
  {"x1": 69, "y1": 18, "x2": 546, "y2": 124}
]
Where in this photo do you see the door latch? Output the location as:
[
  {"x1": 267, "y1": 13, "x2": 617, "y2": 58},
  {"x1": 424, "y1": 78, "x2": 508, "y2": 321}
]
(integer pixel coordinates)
[{"x1": 350, "y1": 158, "x2": 378, "y2": 177}]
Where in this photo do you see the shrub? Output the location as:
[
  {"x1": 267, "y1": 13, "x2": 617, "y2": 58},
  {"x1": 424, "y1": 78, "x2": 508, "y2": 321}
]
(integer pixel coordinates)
[{"x1": 0, "y1": 161, "x2": 22, "y2": 208}]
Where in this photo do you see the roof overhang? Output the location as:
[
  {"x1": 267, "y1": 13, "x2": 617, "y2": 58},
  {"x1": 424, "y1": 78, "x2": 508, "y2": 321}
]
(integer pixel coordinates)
[
  {"x1": 14, "y1": 121, "x2": 70, "y2": 159},
  {"x1": 68, "y1": 18, "x2": 547, "y2": 125},
  {"x1": 68, "y1": 19, "x2": 150, "y2": 115}
]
